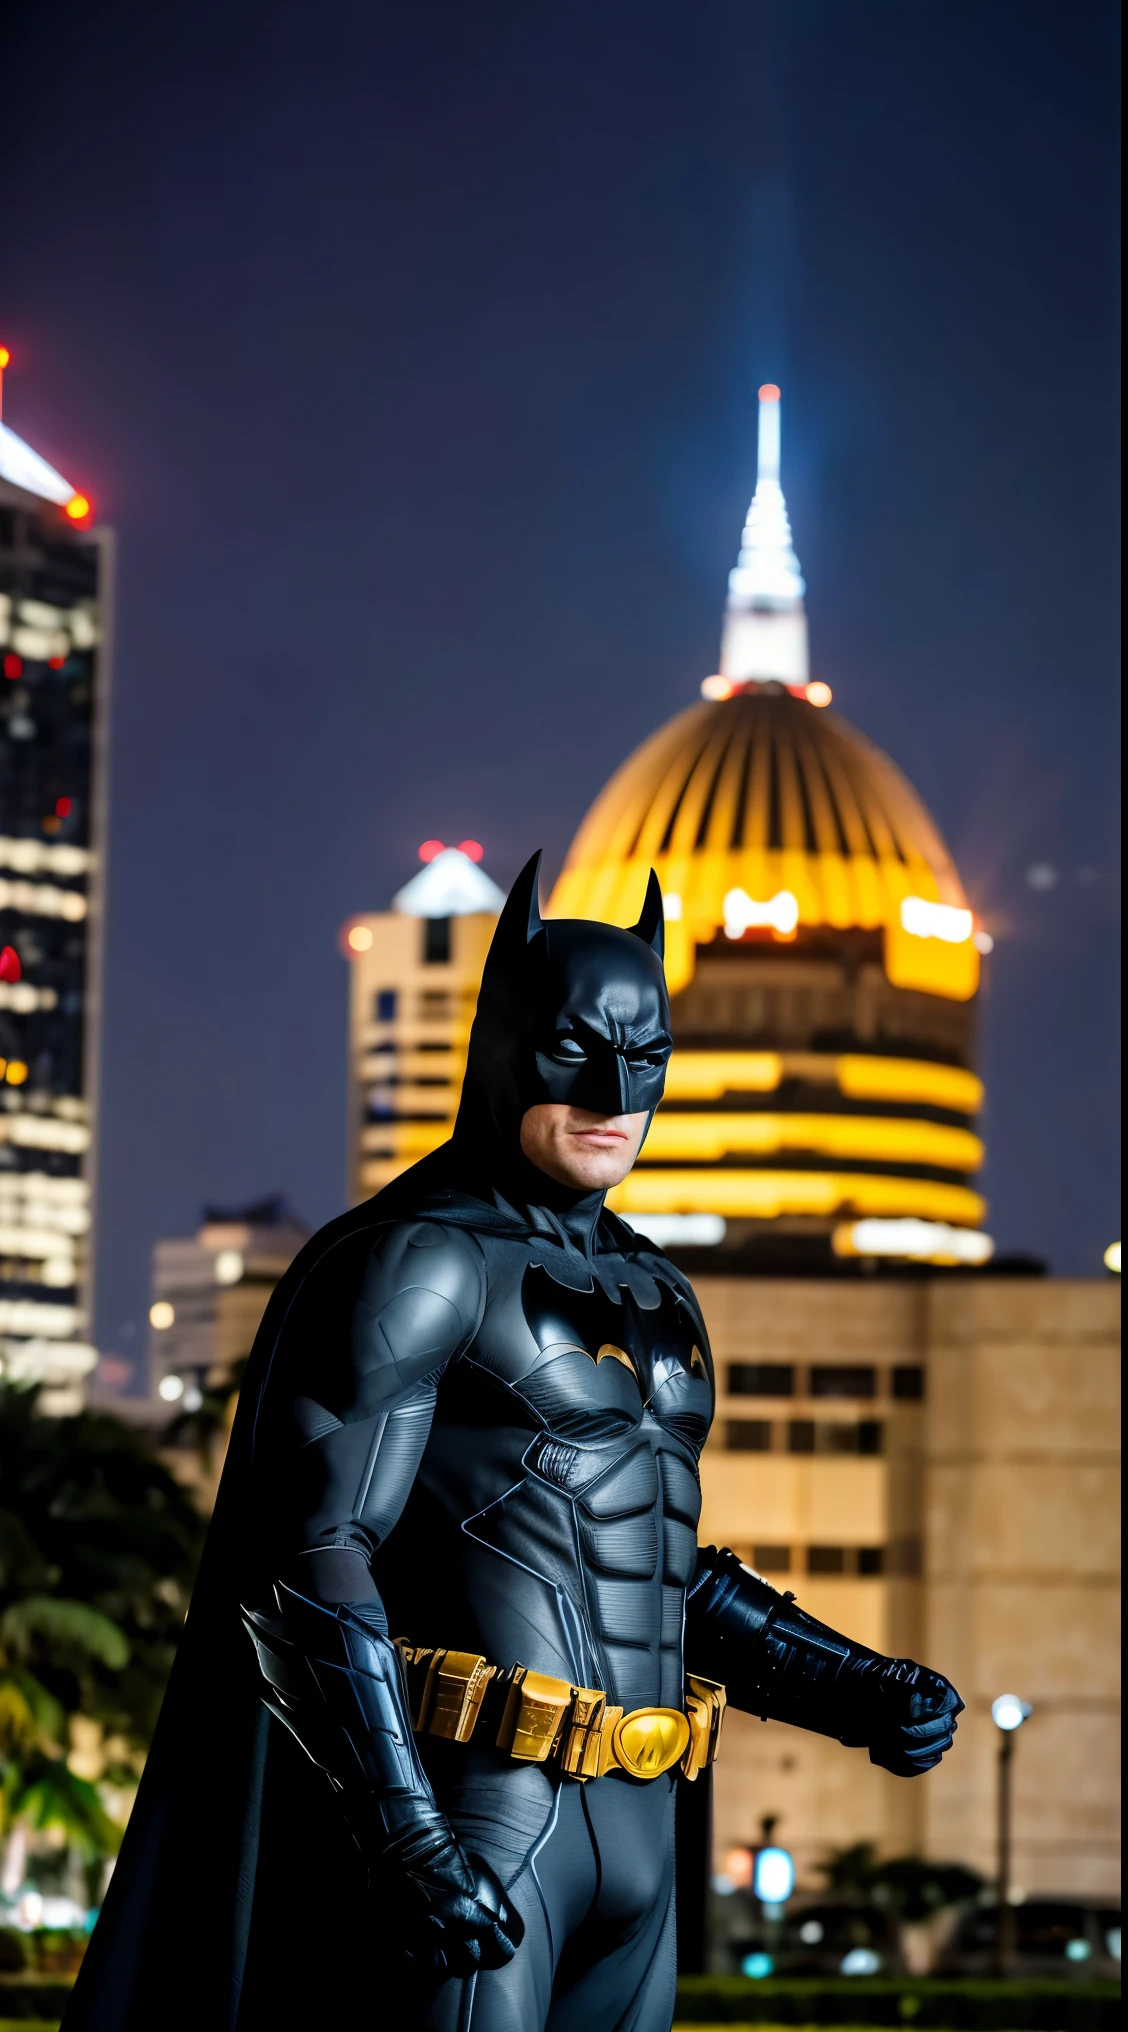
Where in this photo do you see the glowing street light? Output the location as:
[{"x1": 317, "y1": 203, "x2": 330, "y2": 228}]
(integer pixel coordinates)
[
  {"x1": 753, "y1": 1846, "x2": 796, "y2": 1906},
  {"x1": 992, "y1": 1693, "x2": 1032, "y2": 1974},
  {"x1": 992, "y1": 1694, "x2": 1031, "y2": 1733}
]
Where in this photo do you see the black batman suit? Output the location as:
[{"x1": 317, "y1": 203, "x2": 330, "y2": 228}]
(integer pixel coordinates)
[{"x1": 64, "y1": 856, "x2": 961, "y2": 2032}]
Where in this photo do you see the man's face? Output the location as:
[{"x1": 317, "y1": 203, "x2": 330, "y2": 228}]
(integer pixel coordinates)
[{"x1": 519, "y1": 1104, "x2": 650, "y2": 1190}]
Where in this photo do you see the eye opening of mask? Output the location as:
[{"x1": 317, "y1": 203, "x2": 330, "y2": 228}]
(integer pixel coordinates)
[
  {"x1": 549, "y1": 1034, "x2": 587, "y2": 1063},
  {"x1": 627, "y1": 1039, "x2": 673, "y2": 1069}
]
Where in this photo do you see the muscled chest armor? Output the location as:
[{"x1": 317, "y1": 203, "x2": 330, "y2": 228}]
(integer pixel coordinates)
[{"x1": 376, "y1": 1230, "x2": 713, "y2": 1713}]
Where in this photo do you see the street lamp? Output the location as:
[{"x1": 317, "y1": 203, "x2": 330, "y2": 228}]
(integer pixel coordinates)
[{"x1": 991, "y1": 1694, "x2": 1032, "y2": 1976}]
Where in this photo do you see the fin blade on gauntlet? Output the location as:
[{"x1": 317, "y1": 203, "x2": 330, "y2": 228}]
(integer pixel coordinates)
[
  {"x1": 685, "y1": 1545, "x2": 962, "y2": 1776},
  {"x1": 242, "y1": 1584, "x2": 523, "y2": 1972}
]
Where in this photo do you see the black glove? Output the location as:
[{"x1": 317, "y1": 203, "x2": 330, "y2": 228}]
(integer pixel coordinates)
[
  {"x1": 243, "y1": 1584, "x2": 524, "y2": 1974},
  {"x1": 686, "y1": 1545, "x2": 962, "y2": 1776}
]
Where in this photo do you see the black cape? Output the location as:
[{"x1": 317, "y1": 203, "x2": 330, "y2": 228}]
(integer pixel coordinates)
[{"x1": 62, "y1": 1152, "x2": 664, "y2": 2032}]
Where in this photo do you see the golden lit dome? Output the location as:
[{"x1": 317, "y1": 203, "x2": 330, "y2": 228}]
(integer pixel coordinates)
[
  {"x1": 547, "y1": 385, "x2": 989, "y2": 1267},
  {"x1": 550, "y1": 686, "x2": 978, "y2": 1002}
]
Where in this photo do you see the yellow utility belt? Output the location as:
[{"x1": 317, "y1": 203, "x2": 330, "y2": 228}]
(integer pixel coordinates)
[{"x1": 395, "y1": 1640, "x2": 726, "y2": 1783}]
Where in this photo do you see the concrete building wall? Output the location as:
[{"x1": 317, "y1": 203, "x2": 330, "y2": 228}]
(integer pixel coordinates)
[
  {"x1": 922, "y1": 1278, "x2": 1120, "y2": 1897},
  {"x1": 693, "y1": 1274, "x2": 1120, "y2": 1895}
]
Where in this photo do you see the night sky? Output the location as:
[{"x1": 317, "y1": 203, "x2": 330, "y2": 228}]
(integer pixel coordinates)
[{"x1": 2, "y1": 0, "x2": 1119, "y2": 1377}]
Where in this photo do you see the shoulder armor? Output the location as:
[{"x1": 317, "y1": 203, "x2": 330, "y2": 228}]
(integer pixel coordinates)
[{"x1": 353, "y1": 1220, "x2": 485, "y2": 1394}]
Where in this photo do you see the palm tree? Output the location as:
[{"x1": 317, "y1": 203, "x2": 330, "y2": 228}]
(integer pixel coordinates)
[{"x1": 0, "y1": 1381, "x2": 206, "y2": 1897}]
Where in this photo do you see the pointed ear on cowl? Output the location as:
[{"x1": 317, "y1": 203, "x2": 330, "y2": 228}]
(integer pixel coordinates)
[
  {"x1": 628, "y1": 869, "x2": 665, "y2": 961},
  {"x1": 483, "y1": 851, "x2": 544, "y2": 980}
]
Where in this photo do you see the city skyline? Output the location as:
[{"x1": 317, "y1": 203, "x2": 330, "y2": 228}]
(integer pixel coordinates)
[{"x1": 1, "y1": 0, "x2": 1118, "y2": 1374}]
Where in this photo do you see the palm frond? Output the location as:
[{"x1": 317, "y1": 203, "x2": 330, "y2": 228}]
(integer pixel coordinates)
[
  {"x1": 1, "y1": 1597, "x2": 130, "y2": 1671},
  {"x1": 8, "y1": 1752, "x2": 122, "y2": 1860}
]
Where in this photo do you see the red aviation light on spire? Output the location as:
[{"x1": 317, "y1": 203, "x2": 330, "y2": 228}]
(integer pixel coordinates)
[
  {"x1": 418, "y1": 840, "x2": 445, "y2": 863},
  {"x1": 457, "y1": 840, "x2": 484, "y2": 862},
  {"x1": 64, "y1": 493, "x2": 93, "y2": 525},
  {"x1": 758, "y1": 384, "x2": 781, "y2": 402},
  {"x1": 0, "y1": 946, "x2": 22, "y2": 984}
]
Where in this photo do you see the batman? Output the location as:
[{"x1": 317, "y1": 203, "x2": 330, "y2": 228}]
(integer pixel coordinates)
[{"x1": 64, "y1": 856, "x2": 961, "y2": 2032}]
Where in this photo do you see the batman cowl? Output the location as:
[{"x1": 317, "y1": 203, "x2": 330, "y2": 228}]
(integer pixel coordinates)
[{"x1": 453, "y1": 850, "x2": 674, "y2": 1163}]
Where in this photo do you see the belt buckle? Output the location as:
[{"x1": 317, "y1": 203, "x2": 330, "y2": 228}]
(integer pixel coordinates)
[
  {"x1": 611, "y1": 1706, "x2": 691, "y2": 1779},
  {"x1": 681, "y1": 1673, "x2": 727, "y2": 1781}
]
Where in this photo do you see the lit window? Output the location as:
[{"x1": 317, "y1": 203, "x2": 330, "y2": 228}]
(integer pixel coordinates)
[
  {"x1": 900, "y1": 895, "x2": 973, "y2": 945},
  {"x1": 149, "y1": 1300, "x2": 175, "y2": 1330}
]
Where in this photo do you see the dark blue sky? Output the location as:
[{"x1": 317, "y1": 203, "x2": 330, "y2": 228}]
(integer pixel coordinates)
[{"x1": 1, "y1": 0, "x2": 1119, "y2": 1368}]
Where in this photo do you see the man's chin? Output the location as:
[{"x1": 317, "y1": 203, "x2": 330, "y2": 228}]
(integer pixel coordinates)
[{"x1": 562, "y1": 1161, "x2": 632, "y2": 1192}]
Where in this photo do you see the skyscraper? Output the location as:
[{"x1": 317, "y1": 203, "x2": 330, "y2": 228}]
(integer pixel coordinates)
[
  {"x1": 0, "y1": 349, "x2": 112, "y2": 1412},
  {"x1": 343, "y1": 843, "x2": 505, "y2": 1204},
  {"x1": 552, "y1": 386, "x2": 988, "y2": 1272}
]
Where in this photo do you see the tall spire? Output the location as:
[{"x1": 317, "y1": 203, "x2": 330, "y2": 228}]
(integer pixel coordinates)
[{"x1": 719, "y1": 384, "x2": 809, "y2": 685}]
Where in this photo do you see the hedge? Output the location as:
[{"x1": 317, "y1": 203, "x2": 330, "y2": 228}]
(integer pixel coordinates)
[
  {"x1": 1, "y1": 1971, "x2": 1121, "y2": 2030},
  {"x1": 673, "y1": 1978, "x2": 1122, "y2": 2031}
]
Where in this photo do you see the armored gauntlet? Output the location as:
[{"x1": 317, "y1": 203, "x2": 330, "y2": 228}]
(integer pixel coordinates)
[
  {"x1": 242, "y1": 1584, "x2": 523, "y2": 1973},
  {"x1": 686, "y1": 1546, "x2": 962, "y2": 1775}
]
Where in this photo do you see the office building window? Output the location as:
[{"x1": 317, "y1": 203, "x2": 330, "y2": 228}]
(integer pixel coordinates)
[
  {"x1": 728, "y1": 1363, "x2": 795, "y2": 1397},
  {"x1": 787, "y1": 1419, "x2": 815, "y2": 1453},
  {"x1": 806, "y1": 1546, "x2": 886, "y2": 1577},
  {"x1": 725, "y1": 1420, "x2": 773, "y2": 1451},
  {"x1": 817, "y1": 1421, "x2": 884, "y2": 1455},
  {"x1": 374, "y1": 989, "x2": 397, "y2": 1022},
  {"x1": 423, "y1": 917, "x2": 451, "y2": 964},
  {"x1": 892, "y1": 1364, "x2": 925, "y2": 1400},
  {"x1": 809, "y1": 1365, "x2": 877, "y2": 1399},
  {"x1": 753, "y1": 1545, "x2": 791, "y2": 1573},
  {"x1": 889, "y1": 1537, "x2": 923, "y2": 1575}
]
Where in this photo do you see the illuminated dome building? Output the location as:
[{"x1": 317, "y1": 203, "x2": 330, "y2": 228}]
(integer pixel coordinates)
[{"x1": 551, "y1": 387, "x2": 990, "y2": 1272}]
